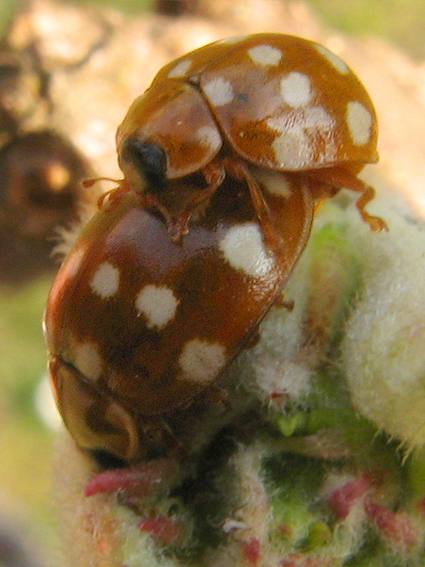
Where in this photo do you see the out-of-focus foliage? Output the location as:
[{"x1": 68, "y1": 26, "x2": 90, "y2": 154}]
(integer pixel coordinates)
[
  {"x1": 0, "y1": 0, "x2": 25, "y2": 35},
  {"x1": 1, "y1": 0, "x2": 425, "y2": 58},
  {"x1": 309, "y1": 0, "x2": 425, "y2": 60},
  {"x1": 81, "y1": 0, "x2": 154, "y2": 12},
  {"x1": 0, "y1": 276, "x2": 57, "y2": 559}
]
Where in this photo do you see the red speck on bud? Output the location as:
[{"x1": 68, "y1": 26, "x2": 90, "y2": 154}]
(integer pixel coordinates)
[
  {"x1": 280, "y1": 555, "x2": 314, "y2": 567},
  {"x1": 418, "y1": 498, "x2": 425, "y2": 515},
  {"x1": 243, "y1": 537, "x2": 261, "y2": 566},
  {"x1": 270, "y1": 391, "x2": 287, "y2": 400},
  {"x1": 85, "y1": 458, "x2": 180, "y2": 498},
  {"x1": 365, "y1": 501, "x2": 418, "y2": 550},
  {"x1": 138, "y1": 515, "x2": 183, "y2": 545},
  {"x1": 277, "y1": 523, "x2": 293, "y2": 537},
  {"x1": 280, "y1": 555, "x2": 332, "y2": 567},
  {"x1": 327, "y1": 475, "x2": 371, "y2": 519}
]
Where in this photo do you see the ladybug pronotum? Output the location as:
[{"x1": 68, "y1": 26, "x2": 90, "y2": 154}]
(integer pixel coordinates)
[{"x1": 45, "y1": 33, "x2": 386, "y2": 468}]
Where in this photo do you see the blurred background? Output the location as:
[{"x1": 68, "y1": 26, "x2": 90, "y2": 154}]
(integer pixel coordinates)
[
  {"x1": 0, "y1": 0, "x2": 424, "y2": 565},
  {"x1": 3, "y1": 0, "x2": 425, "y2": 59}
]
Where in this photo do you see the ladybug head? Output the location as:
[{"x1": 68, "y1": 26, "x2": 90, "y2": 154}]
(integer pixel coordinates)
[{"x1": 119, "y1": 138, "x2": 168, "y2": 194}]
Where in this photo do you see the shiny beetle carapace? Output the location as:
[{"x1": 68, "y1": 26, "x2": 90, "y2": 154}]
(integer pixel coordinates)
[{"x1": 45, "y1": 33, "x2": 386, "y2": 467}]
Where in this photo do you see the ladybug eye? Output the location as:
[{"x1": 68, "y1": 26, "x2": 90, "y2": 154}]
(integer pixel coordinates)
[{"x1": 121, "y1": 138, "x2": 167, "y2": 192}]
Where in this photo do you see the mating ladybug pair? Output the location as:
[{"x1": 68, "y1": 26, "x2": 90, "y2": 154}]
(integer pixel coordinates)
[{"x1": 44, "y1": 33, "x2": 387, "y2": 470}]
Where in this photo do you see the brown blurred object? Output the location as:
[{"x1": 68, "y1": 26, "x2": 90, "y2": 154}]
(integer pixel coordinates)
[
  {"x1": 1, "y1": 0, "x2": 424, "y2": 287},
  {"x1": 0, "y1": 130, "x2": 90, "y2": 284},
  {"x1": 0, "y1": 5, "x2": 93, "y2": 286},
  {"x1": 155, "y1": 0, "x2": 198, "y2": 16},
  {"x1": 0, "y1": 516, "x2": 44, "y2": 567}
]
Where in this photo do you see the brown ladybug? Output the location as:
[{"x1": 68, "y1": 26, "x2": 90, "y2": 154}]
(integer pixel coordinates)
[{"x1": 115, "y1": 33, "x2": 386, "y2": 241}]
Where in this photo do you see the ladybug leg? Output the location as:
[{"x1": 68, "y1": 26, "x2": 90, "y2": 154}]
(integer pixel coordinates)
[
  {"x1": 152, "y1": 161, "x2": 225, "y2": 243},
  {"x1": 202, "y1": 158, "x2": 226, "y2": 190},
  {"x1": 204, "y1": 382, "x2": 232, "y2": 411},
  {"x1": 274, "y1": 294, "x2": 295, "y2": 311},
  {"x1": 145, "y1": 194, "x2": 185, "y2": 242},
  {"x1": 307, "y1": 167, "x2": 388, "y2": 231},
  {"x1": 168, "y1": 161, "x2": 225, "y2": 242},
  {"x1": 222, "y1": 157, "x2": 281, "y2": 247},
  {"x1": 95, "y1": 177, "x2": 183, "y2": 238}
]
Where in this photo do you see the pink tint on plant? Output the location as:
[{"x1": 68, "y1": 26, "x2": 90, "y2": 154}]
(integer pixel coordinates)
[
  {"x1": 243, "y1": 537, "x2": 261, "y2": 566},
  {"x1": 327, "y1": 475, "x2": 371, "y2": 519},
  {"x1": 85, "y1": 458, "x2": 180, "y2": 497},
  {"x1": 138, "y1": 516, "x2": 184, "y2": 545},
  {"x1": 365, "y1": 501, "x2": 419, "y2": 550}
]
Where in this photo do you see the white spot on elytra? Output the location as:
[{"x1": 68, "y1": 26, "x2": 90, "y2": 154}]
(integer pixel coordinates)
[
  {"x1": 267, "y1": 106, "x2": 336, "y2": 168},
  {"x1": 90, "y1": 261, "x2": 120, "y2": 299},
  {"x1": 280, "y1": 72, "x2": 313, "y2": 108},
  {"x1": 75, "y1": 341, "x2": 103, "y2": 382},
  {"x1": 196, "y1": 125, "x2": 222, "y2": 151},
  {"x1": 248, "y1": 44, "x2": 283, "y2": 66},
  {"x1": 203, "y1": 77, "x2": 234, "y2": 106},
  {"x1": 167, "y1": 58, "x2": 192, "y2": 78},
  {"x1": 178, "y1": 339, "x2": 226, "y2": 383},
  {"x1": 254, "y1": 169, "x2": 293, "y2": 198},
  {"x1": 271, "y1": 127, "x2": 312, "y2": 167},
  {"x1": 220, "y1": 222, "x2": 275, "y2": 278},
  {"x1": 303, "y1": 106, "x2": 335, "y2": 130},
  {"x1": 314, "y1": 44, "x2": 349, "y2": 74},
  {"x1": 135, "y1": 284, "x2": 179, "y2": 330},
  {"x1": 346, "y1": 101, "x2": 373, "y2": 145}
]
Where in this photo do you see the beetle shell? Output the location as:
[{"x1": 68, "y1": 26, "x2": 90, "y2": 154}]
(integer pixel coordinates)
[
  {"x1": 45, "y1": 173, "x2": 313, "y2": 463},
  {"x1": 117, "y1": 33, "x2": 377, "y2": 181}
]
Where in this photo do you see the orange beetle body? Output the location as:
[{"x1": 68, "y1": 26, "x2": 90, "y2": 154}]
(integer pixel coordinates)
[
  {"x1": 116, "y1": 33, "x2": 386, "y2": 238},
  {"x1": 45, "y1": 34, "x2": 386, "y2": 468},
  {"x1": 119, "y1": 34, "x2": 378, "y2": 175}
]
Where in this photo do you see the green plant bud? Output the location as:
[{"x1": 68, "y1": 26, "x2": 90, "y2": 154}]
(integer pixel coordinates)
[{"x1": 343, "y1": 207, "x2": 425, "y2": 450}]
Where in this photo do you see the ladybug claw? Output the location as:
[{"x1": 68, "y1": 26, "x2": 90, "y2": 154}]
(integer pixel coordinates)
[
  {"x1": 168, "y1": 217, "x2": 190, "y2": 244},
  {"x1": 360, "y1": 211, "x2": 389, "y2": 232},
  {"x1": 274, "y1": 295, "x2": 295, "y2": 311}
]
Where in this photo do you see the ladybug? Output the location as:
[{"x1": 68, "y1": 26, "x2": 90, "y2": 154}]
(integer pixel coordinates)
[
  {"x1": 115, "y1": 33, "x2": 387, "y2": 240},
  {"x1": 45, "y1": 34, "x2": 386, "y2": 470},
  {"x1": 45, "y1": 174, "x2": 313, "y2": 467}
]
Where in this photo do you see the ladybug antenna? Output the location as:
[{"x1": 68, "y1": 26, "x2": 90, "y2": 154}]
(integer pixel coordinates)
[{"x1": 82, "y1": 176, "x2": 122, "y2": 188}]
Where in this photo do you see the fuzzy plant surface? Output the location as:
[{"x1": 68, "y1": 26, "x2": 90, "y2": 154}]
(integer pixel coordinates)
[{"x1": 52, "y1": 193, "x2": 425, "y2": 567}]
